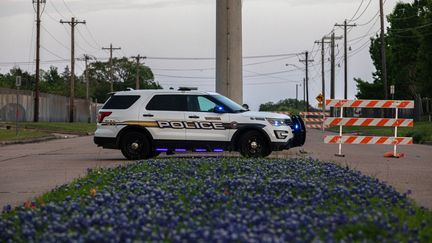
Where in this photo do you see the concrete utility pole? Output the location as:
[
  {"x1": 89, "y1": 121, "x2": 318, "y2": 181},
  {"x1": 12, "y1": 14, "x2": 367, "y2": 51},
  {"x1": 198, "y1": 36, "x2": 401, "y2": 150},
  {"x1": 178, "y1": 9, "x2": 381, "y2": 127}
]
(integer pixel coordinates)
[
  {"x1": 315, "y1": 38, "x2": 331, "y2": 111},
  {"x1": 216, "y1": 0, "x2": 243, "y2": 104},
  {"x1": 32, "y1": 0, "x2": 46, "y2": 122},
  {"x1": 131, "y1": 55, "x2": 146, "y2": 90},
  {"x1": 299, "y1": 51, "x2": 314, "y2": 112},
  {"x1": 335, "y1": 20, "x2": 356, "y2": 100},
  {"x1": 102, "y1": 44, "x2": 121, "y2": 92},
  {"x1": 379, "y1": 0, "x2": 388, "y2": 100},
  {"x1": 296, "y1": 83, "x2": 299, "y2": 109},
  {"x1": 60, "y1": 17, "x2": 86, "y2": 123}
]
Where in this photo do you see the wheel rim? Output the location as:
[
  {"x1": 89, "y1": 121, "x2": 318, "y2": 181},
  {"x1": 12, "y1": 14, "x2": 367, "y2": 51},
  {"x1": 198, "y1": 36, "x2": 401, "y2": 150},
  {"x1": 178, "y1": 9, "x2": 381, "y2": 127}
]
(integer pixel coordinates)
[
  {"x1": 126, "y1": 137, "x2": 143, "y2": 157},
  {"x1": 247, "y1": 136, "x2": 262, "y2": 155}
]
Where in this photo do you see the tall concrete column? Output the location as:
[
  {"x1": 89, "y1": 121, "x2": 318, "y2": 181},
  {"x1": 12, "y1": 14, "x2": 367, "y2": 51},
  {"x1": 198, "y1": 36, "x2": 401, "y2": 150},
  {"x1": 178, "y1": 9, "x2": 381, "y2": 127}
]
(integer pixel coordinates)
[{"x1": 216, "y1": 0, "x2": 243, "y2": 104}]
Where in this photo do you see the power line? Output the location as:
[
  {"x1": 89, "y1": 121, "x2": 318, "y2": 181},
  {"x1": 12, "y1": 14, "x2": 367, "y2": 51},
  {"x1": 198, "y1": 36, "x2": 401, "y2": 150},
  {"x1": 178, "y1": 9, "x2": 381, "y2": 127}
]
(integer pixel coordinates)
[
  {"x1": 84, "y1": 25, "x2": 102, "y2": 48},
  {"x1": 41, "y1": 45, "x2": 67, "y2": 60},
  {"x1": 62, "y1": 0, "x2": 75, "y2": 16},
  {"x1": 146, "y1": 52, "x2": 301, "y2": 61},
  {"x1": 357, "y1": 10, "x2": 379, "y2": 26},
  {"x1": 350, "y1": 0, "x2": 373, "y2": 22},
  {"x1": 48, "y1": 0, "x2": 66, "y2": 19},
  {"x1": 391, "y1": 22, "x2": 432, "y2": 33},
  {"x1": 76, "y1": 28, "x2": 100, "y2": 50},
  {"x1": 27, "y1": 12, "x2": 36, "y2": 72},
  {"x1": 243, "y1": 70, "x2": 300, "y2": 83},
  {"x1": 349, "y1": 16, "x2": 380, "y2": 44},
  {"x1": 41, "y1": 25, "x2": 69, "y2": 50},
  {"x1": 348, "y1": 0, "x2": 365, "y2": 22}
]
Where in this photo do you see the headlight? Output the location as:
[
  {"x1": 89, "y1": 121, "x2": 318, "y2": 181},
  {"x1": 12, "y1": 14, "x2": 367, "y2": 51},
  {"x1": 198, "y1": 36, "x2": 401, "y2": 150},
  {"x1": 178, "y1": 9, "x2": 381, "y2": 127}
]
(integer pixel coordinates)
[{"x1": 266, "y1": 118, "x2": 291, "y2": 127}]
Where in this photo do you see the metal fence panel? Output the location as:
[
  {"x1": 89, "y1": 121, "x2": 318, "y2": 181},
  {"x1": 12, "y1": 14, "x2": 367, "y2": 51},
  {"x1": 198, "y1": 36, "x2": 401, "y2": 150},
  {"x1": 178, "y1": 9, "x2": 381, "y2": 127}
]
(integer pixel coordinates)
[{"x1": 0, "y1": 88, "x2": 99, "y2": 122}]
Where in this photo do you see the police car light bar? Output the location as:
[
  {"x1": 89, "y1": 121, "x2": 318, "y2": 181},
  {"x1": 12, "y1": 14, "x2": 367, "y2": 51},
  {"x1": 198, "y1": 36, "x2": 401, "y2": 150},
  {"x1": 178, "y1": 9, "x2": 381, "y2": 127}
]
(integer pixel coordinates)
[{"x1": 178, "y1": 87, "x2": 198, "y2": 91}]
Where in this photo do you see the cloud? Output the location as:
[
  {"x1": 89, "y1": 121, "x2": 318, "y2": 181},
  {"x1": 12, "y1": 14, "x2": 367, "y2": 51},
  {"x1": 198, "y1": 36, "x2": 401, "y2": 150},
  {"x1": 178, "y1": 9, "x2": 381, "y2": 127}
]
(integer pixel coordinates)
[{"x1": 0, "y1": 0, "x2": 211, "y2": 18}]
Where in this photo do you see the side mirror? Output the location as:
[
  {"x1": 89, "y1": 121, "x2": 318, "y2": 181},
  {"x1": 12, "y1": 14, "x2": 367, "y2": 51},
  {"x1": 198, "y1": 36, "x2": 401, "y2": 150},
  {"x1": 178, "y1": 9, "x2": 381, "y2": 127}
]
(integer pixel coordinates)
[{"x1": 242, "y1": 104, "x2": 249, "y2": 110}]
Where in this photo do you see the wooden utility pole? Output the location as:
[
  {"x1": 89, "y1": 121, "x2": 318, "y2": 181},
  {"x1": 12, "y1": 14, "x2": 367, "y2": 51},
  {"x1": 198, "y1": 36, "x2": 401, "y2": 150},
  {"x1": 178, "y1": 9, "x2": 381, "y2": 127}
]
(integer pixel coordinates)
[
  {"x1": 315, "y1": 38, "x2": 331, "y2": 111},
  {"x1": 303, "y1": 78, "x2": 306, "y2": 109},
  {"x1": 82, "y1": 55, "x2": 92, "y2": 101},
  {"x1": 32, "y1": 0, "x2": 46, "y2": 122},
  {"x1": 60, "y1": 17, "x2": 86, "y2": 123},
  {"x1": 300, "y1": 51, "x2": 314, "y2": 112},
  {"x1": 324, "y1": 33, "x2": 342, "y2": 116},
  {"x1": 131, "y1": 55, "x2": 146, "y2": 90},
  {"x1": 80, "y1": 54, "x2": 94, "y2": 123},
  {"x1": 379, "y1": 0, "x2": 388, "y2": 100},
  {"x1": 335, "y1": 20, "x2": 356, "y2": 100},
  {"x1": 102, "y1": 44, "x2": 121, "y2": 92}
]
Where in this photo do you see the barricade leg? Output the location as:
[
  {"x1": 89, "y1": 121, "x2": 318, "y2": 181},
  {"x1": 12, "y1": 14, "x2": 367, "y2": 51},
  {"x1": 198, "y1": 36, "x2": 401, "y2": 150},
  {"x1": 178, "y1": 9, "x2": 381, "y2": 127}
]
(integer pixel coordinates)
[
  {"x1": 335, "y1": 106, "x2": 345, "y2": 157},
  {"x1": 385, "y1": 107, "x2": 404, "y2": 158}
]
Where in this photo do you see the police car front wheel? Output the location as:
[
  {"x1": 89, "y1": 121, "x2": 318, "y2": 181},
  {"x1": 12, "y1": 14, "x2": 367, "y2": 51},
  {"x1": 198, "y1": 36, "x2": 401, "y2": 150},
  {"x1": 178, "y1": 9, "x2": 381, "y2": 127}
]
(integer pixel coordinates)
[
  {"x1": 239, "y1": 131, "x2": 271, "y2": 158},
  {"x1": 120, "y1": 132, "x2": 152, "y2": 160}
]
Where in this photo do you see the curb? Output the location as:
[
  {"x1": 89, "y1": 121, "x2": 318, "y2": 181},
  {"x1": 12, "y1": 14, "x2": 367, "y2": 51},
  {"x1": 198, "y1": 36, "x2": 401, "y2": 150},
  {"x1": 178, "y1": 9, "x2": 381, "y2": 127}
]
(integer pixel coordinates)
[
  {"x1": 0, "y1": 133, "x2": 94, "y2": 147},
  {"x1": 0, "y1": 136, "x2": 58, "y2": 146}
]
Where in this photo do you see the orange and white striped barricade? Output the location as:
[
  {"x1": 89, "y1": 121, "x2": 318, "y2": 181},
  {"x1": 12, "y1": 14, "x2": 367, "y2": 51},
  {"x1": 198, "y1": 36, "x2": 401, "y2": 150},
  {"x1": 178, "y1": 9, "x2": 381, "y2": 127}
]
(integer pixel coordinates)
[
  {"x1": 300, "y1": 112, "x2": 330, "y2": 130},
  {"x1": 324, "y1": 99, "x2": 414, "y2": 158}
]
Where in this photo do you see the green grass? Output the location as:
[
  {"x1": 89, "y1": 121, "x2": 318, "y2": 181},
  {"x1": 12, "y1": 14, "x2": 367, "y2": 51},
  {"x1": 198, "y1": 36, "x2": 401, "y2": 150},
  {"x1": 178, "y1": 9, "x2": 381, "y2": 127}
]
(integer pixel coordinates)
[
  {"x1": 0, "y1": 122, "x2": 96, "y2": 142},
  {"x1": 0, "y1": 122, "x2": 96, "y2": 135},
  {"x1": 0, "y1": 129, "x2": 49, "y2": 141},
  {"x1": 328, "y1": 121, "x2": 432, "y2": 143}
]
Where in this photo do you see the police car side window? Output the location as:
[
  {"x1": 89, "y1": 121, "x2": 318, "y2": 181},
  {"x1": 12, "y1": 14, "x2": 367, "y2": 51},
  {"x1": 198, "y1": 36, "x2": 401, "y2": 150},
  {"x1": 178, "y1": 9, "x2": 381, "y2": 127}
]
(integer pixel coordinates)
[
  {"x1": 146, "y1": 95, "x2": 187, "y2": 111},
  {"x1": 197, "y1": 96, "x2": 217, "y2": 112},
  {"x1": 103, "y1": 95, "x2": 140, "y2": 109}
]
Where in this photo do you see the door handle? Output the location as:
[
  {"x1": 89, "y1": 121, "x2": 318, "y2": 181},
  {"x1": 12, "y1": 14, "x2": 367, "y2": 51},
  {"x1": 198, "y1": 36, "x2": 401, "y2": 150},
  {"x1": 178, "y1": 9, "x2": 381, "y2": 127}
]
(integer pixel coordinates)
[
  {"x1": 188, "y1": 115, "x2": 199, "y2": 119},
  {"x1": 143, "y1": 114, "x2": 154, "y2": 117}
]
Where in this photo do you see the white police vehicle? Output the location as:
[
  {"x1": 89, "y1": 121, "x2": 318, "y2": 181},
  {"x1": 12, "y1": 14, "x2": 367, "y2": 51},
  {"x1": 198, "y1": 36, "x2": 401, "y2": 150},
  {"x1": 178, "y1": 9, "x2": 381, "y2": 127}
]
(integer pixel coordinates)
[{"x1": 94, "y1": 88, "x2": 306, "y2": 160}]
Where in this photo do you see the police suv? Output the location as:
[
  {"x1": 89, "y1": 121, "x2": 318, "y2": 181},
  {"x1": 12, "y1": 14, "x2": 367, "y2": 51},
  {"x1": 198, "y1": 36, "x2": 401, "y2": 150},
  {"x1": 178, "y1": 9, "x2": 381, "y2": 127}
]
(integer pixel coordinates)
[{"x1": 94, "y1": 88, "x2": 306, "y2": 160}]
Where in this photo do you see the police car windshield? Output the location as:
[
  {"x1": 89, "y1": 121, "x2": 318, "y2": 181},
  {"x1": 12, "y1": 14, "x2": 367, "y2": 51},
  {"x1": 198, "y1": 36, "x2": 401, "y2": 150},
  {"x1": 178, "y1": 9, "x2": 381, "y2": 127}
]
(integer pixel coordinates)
[{"x1": 211, "y1": 95, "x2": 247, "y2": 113}]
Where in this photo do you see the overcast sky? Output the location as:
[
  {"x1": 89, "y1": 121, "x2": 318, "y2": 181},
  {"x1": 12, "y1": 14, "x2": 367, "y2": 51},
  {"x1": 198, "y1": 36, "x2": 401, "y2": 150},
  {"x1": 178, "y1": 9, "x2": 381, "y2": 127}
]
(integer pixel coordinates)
[{"x1": 0, "y1": 0, "x2": 410, "y2": 109}]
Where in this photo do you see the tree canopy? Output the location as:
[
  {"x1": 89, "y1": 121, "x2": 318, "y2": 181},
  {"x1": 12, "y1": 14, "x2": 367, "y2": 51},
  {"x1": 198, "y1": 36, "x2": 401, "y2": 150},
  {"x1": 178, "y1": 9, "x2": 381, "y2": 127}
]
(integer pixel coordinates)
[
  {"x1": 356, "y1": 0, "x2": 432, "y2": 101},
  {"x1": 259, "y1": 98, "x2": 312, "y2": 114},
  {"x1": 0, "y1": 57, "x2": 161, "y2": 103}
]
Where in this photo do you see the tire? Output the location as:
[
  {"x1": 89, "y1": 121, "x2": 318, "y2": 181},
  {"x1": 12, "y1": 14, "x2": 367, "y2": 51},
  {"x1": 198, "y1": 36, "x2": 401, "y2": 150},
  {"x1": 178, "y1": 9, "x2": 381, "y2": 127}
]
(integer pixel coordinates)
[
  {"x1": 239, "y1": 130, "x2": 271, "y2": 158},
  {"x1": 120, "y1": 131, "x2": 151, "y2": 160}
]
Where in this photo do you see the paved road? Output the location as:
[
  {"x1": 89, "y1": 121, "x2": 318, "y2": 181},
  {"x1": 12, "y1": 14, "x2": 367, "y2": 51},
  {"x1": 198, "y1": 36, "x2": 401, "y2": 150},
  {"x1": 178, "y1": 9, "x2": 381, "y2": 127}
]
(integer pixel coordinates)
[
  {"x1": 0, "y1": 130, "x2": 431, "y2": 209},
  {"x1": 287, "y1": 129, "x2": 432, "y2": 209},
  {"x1": 0, "y1": 136, "x2": 129, "y2": 208}
]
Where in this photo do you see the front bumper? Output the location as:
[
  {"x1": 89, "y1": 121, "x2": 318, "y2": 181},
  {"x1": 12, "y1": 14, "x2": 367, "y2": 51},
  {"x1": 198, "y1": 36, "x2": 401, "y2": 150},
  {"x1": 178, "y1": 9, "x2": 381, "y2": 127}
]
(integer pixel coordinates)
[{"x1": 271, "y1": 138, "x2": 294, "y2": 151}]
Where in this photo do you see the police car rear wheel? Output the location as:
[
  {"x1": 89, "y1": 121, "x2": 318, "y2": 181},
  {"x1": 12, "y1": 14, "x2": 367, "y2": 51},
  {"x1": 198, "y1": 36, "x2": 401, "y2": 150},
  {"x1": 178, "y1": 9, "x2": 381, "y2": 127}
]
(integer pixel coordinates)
[
  {"x1": 239, "y1": 131, "x2": 270, "y2": 158},
  {"x1": 121, "y1": 132, "x2": 151, "y2": 160}
]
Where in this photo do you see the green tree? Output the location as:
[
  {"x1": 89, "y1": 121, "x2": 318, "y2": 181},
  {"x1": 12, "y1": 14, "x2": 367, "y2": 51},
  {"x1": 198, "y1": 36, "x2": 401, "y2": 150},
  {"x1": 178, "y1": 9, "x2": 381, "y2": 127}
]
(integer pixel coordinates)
[
  {"x1": 0, "y1": 67, "x2": 34, "y2": 90},
  {"x1": 357, "y1": 0, "x2": 432, "y2": 103},
  {"x1": 87, "y1": 57, "x2": 161, "y2": 102},
  {"x1": 259, "y1": 98, "x2": 311, "y2": 114}
]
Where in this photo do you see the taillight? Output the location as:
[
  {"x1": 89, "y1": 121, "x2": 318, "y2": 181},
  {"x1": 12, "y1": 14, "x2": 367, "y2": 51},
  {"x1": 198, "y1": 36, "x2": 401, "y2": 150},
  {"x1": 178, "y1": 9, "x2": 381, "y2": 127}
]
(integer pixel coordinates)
[{"x1": 97, "y1": 111, "x2": 112, "y2": 123}]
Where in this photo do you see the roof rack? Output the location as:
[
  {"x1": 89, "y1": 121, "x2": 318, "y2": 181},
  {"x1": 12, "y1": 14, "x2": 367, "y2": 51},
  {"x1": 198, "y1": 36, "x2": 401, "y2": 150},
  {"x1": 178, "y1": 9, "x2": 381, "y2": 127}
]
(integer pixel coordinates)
[{"x1": 178, "y1": 87, "x2": 198, "y2": 91}]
